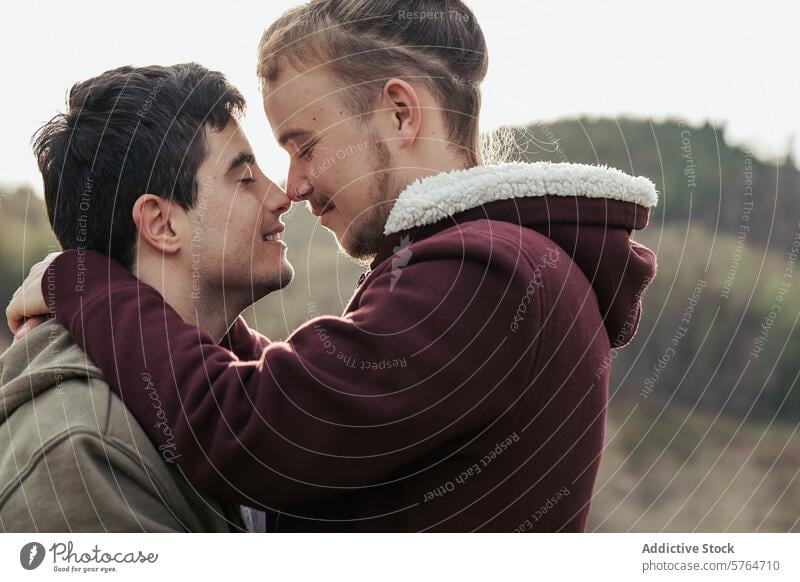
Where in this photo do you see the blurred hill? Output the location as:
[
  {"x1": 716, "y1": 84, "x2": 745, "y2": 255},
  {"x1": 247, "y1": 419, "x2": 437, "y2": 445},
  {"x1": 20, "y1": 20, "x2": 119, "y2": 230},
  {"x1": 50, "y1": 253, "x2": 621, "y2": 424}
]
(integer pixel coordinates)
[
  {"x1": 1, "y1": 117, "x2": 798, "y2": 531},
  {"x1": 508, "y1": 118, "x2": 799, "y2": 248}
]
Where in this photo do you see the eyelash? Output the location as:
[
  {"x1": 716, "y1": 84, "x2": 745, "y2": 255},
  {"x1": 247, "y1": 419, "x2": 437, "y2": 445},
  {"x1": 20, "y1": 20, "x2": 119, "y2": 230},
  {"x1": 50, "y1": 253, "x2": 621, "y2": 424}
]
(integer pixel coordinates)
[
  {"x1": 240, "y1": 166, "x2": 255, "y2": 185},
  {"x1": 298, "y1": 141, "x2": 317, "y2": 161}
]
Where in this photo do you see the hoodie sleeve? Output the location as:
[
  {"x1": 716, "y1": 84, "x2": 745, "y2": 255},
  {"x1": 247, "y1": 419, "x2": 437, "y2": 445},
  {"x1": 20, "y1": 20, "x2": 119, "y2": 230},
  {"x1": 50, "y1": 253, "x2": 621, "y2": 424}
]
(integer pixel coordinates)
[
  {"x1": 43, "y1": 243, "x2": 537, "y2": 508},
  {"x1": 220, "y1": 316, "x2": 271, "y2": 360}
]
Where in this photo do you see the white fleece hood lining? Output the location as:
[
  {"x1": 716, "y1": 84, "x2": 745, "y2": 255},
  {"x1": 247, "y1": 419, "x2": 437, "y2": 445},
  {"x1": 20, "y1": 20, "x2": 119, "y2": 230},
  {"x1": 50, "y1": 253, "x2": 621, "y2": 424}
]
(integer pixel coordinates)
[{"x1": 384, "y1": 162, "x2": 658, "y2": 235}]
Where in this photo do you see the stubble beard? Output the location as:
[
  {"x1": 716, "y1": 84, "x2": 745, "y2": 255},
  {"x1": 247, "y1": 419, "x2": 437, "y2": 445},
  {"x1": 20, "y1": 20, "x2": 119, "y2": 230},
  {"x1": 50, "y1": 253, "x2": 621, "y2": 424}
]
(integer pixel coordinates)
[{"x1": 341, "y1": 137, "x2": 399, "y2": 263}]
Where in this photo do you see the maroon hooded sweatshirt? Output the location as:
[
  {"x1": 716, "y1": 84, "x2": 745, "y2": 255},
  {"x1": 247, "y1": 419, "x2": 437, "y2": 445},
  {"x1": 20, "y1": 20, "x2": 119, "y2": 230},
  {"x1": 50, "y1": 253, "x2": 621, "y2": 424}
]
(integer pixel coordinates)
[{"x1": 44, "y1": 162, "x2": 658, "y2": 532}]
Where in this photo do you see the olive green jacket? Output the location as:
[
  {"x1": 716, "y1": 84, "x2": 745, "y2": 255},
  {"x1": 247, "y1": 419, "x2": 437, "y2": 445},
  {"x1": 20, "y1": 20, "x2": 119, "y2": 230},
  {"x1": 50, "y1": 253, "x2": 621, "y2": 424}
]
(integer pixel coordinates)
[{"x1": 0, "y1": 321, "x2": 245, "y2": 532}]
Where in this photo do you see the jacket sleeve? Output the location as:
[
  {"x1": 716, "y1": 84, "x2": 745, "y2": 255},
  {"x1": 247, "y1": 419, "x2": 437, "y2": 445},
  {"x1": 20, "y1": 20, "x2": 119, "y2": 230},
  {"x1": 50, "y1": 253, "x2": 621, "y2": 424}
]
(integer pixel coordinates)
[
  {"x1": 220, "y1": 316, "x2": 271, "y2": 360},
  {"x1": 0, "y1": 431, "x2": 185, "y2": 532},
  {"x1": 44, "y1": 247, "x2": 532, "y2": 507}
]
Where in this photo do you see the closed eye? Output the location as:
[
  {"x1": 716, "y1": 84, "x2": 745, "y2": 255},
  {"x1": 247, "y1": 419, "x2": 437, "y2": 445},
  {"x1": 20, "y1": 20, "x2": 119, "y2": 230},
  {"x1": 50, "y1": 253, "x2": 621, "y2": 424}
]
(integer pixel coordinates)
[
  {"x1": 239, "y1": 165, "x2": 255, "y2": 185},
  {"x1": 297, "y1": 138, "x2": 318, "y2": 161}
]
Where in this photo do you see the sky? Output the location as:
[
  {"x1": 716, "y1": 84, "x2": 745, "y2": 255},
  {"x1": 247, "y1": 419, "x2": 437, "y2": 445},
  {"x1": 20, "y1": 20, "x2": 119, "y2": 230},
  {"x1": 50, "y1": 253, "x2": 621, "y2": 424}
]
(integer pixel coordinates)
[{"x1": 1, "y1": 0, "x2": 798, "y2": 191}]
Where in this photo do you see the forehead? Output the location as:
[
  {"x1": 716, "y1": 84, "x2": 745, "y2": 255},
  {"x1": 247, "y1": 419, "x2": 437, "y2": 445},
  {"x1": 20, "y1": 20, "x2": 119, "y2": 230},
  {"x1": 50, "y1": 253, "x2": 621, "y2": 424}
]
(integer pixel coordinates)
[
  {"x1": 262, "y1": 61, "x2": 343, "y2": 135},
  {"x1": 208, "y1": 119, "x2": 247, "y2": 149},
  {"x1": 200, "y1": 120, "x2": 251, "y2": 169}
]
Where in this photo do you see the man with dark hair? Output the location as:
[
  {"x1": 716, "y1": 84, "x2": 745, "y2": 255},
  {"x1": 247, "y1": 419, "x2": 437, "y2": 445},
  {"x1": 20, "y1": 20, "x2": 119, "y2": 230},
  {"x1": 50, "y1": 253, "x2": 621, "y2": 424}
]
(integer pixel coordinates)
[{"x1": 0, "y1": 63, "x2": 293, "y2": 531}]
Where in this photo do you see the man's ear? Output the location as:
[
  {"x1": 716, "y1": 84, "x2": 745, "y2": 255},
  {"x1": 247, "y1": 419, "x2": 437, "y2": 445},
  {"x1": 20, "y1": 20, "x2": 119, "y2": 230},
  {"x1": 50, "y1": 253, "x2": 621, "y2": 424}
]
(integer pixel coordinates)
[
  {"x1": 381, "y1": 78, "x2": 422, "y2": 149},
  {"x1": 131, "y1": 194, "x2": 183, "y2": 256}
]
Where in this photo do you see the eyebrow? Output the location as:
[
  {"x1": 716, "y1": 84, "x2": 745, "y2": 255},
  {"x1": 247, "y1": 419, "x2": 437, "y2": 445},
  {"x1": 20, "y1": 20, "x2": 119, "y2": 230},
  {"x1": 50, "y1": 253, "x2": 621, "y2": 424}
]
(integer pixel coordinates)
[
  {"x1": 225, "y1": 151, "x2": 255, "y2": 174},
  {"x1": 277, "y1": 129, "x2": 309, "y2": 147}
]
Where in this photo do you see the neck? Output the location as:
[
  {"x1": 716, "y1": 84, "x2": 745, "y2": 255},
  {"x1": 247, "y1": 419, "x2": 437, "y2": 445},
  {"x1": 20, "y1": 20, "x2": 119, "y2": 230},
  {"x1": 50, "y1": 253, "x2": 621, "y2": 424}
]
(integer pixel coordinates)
[
  {"x1": 387, "y1": 153, "x2": 471, "y2": 208},
  {"x1": 134, "y1": 258, "x2": 243, "y2": 343},
  {"x1": 408, "y1": 149, "x2": 473, "y2": 182}
]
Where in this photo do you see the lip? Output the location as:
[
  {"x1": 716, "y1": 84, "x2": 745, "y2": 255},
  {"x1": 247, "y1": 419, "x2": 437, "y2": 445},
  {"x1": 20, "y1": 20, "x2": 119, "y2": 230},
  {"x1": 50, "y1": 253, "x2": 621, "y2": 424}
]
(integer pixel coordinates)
[
  {"x1": 261, "y1": 225, "x2": 286, "y2": 243},
  {"x1": 309, "y1": 198, "x2": 335, "y2": 218},
  {"x1": 311, "y1": 206, "x2": 334, "y2": 218},
  {"x1": 318, "y1": 206, "x2": 335, "y2": 226}
]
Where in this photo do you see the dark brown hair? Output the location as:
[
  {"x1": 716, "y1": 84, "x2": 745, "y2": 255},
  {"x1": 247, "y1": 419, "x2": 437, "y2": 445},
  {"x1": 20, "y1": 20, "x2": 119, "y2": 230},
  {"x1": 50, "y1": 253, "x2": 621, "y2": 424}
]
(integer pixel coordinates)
[{"x1": 33, "y1": 63, "x2": 245, "y2": 269}]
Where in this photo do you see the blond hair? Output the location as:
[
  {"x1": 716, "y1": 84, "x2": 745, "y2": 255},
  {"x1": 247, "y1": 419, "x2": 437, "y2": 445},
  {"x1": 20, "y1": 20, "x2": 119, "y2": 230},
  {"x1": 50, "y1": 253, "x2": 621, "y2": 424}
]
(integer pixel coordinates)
[{"x1": 258, "y1": 0, "x2": 488, "y2": 166}]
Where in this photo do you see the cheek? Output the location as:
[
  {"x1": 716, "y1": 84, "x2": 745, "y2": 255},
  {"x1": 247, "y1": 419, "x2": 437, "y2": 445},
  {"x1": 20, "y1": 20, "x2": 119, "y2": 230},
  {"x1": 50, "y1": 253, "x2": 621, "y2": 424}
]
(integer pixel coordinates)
[
  {"x1": 320, "y1": 144, "x2": 369, "y2": 191},
  {"x1": 200, "y1": 207, "x2": 257, "y2": 253},
  {"x1": 342, "y1": 178, "x2": 376, "y2": 217}
]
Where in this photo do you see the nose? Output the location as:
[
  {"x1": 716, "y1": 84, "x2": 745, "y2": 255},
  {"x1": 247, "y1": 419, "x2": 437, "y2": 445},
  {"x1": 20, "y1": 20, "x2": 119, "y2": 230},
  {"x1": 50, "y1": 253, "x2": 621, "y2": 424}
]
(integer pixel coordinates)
[
  {"x1": 262, "y1": 178, "x2": 292, "y2": 216},
  {"x1": 286, "y1": 159, "x2": 313, "y2": 202}
]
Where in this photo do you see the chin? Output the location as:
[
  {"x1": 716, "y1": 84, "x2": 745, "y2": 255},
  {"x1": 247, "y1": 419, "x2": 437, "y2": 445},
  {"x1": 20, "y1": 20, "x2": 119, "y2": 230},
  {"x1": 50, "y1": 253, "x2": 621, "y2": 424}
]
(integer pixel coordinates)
[
  {"x1": 322, "y1": 216, "x2": 341, "y2": 237},
  {"x1": 261, "y1": 262, "x2": 295, "y2": 293},
  {"x1": 232, "y1": 263, "x2": 293, "y2": 302},
  {"x1": 337, "y1": 205, "x2": 389, "y2": 261},
  {"x1": 340, "y1": 228, "x2": 382, "y2": 261}
]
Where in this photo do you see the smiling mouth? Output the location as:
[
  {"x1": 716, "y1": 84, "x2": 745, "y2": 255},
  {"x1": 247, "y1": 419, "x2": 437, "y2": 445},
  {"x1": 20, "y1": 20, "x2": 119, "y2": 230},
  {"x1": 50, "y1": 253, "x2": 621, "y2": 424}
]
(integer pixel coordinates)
[{"x1": 262, "y1": 226, "x2": 285, "y2": 242}]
